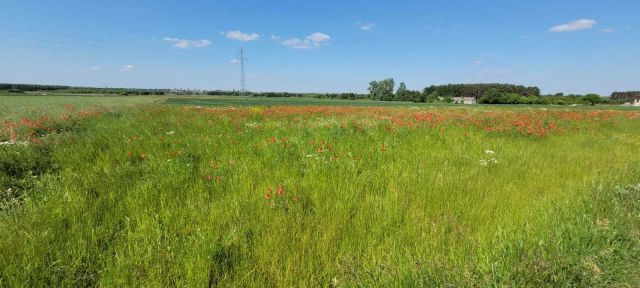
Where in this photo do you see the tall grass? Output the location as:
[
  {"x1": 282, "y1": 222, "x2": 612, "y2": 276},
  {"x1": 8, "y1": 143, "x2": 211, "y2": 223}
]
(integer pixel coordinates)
[
  {"x1": 1, "y1": 104, "x2": 640, "y2": 286},
  {"x1": 0, "y1": 94, "x2": 162, "y2": 120}
]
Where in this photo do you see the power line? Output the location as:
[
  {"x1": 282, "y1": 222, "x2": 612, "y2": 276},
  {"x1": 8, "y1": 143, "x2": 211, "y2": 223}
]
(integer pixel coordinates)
[
  {"x1": 0, "y1": 40, "x2": 225, "y2": 65},
  {"x1": 0, "y1": 28, "x2": 226, "y2": 64}
]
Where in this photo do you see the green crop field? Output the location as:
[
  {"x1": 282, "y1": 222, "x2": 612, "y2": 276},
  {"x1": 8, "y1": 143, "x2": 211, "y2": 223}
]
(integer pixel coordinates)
[
  {"x1": 164, "y1": 96, "x2": 444, "y2": 107},
  {"x1": 164, "y1": 96, "x2": 640, "y2": 110},
  {"x1": 0, "y1": 93, "x2": 164, "y2": 120},
  {"x1": 1, "y1": 95, "x2": 640, "y2": 287}
]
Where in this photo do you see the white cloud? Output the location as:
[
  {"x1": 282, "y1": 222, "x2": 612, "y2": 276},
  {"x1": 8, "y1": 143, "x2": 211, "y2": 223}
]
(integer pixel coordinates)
[
  {"x1": 307, "y1": 32, "x2": 330, "y2": 42},
  {"x1": 282, "y1": 32, "x2": 331, "y2": 49},
  {"x1": 229, "y1": 58, "x2": 239, "y2": 64},
  {"x1": 550, "y1": 19, "x2": 597, "y2": 32},
  {"x1": 271, "y1": 35, "x2": 281, "y2": 40},
  {"x1": 122, "y1": 64, "x2": 135, "y2": 72},
  {"x1": 282, "y1": 38, "x2": 304, "y2": 48},
  {"x1": 601, "y1": 28, "x2": 615, "y2": 33},
  {"x1": 473, "y1": 60, "x2": 484, "y2": 65},
  {"x1": 164, "y1": 37, "x2": 212, "y2": 48},
  {"x1": 89, "y1": 66, "x2": 99, "y2": 71},
  {"x1": 225, "y1": 31, "x2": 260, "y2": 41},
  {"x1": 357, "y1": 21, "x2": 376, "y2": 31}
]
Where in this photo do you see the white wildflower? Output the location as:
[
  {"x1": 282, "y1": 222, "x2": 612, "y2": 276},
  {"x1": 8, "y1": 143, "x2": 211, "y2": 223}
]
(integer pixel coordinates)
[
  {"x1": 485, "y1": 150, "x2": 495, "y2": 155},
  {"x1": 480, "y1": 160, "x2": 489, "y2": 167},
  {"x1": 0, "y1": 140, "x2": 29, "y2": 146},
  {"x1": 166, "y1": 131, "x2": 175, "y2": 135}
]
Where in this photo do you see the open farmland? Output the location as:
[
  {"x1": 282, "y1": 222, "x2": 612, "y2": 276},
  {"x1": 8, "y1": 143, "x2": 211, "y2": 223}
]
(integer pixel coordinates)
[
  {"x1": 0, "y1": 93, "x2": 163, "y2": 120},
  {"x1": 1, "y1": 96, "x2": 640, "y2": 286}
]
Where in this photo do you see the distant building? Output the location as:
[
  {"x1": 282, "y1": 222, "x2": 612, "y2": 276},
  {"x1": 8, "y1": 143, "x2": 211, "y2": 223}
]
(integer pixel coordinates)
[
  {"x1": 612, "y1": 91, "x2": 640, "y2": 106},
  {"x1": 451, "y1": 97, "x2": 477, "y2": 104}
]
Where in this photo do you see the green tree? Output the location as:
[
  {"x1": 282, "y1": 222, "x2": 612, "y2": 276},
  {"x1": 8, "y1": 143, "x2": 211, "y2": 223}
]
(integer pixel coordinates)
[
  {"x1": 584, "y1": 94, "x2": 601, "y2": 106},
  {"x1": 479, "y1": 88, "x2": 504, "y2": 104},
  {"x1": 396, "y1": 82, "x2": 407, "y2": 101},
  {"x1": 368, "y1": 78, "x2": 395, "y2": 101},
  {"x1": 503, "y1": 93, "x2": 522, "y2": 104},
  {"x1": 424, "y1": 90, "x2": 440, "y2": 103}
]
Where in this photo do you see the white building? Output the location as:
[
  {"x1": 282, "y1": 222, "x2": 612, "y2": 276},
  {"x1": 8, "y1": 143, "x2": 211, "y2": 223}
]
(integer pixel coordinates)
[{"x1": 451, "y1": 97, "x2": 477, "y2": 105}]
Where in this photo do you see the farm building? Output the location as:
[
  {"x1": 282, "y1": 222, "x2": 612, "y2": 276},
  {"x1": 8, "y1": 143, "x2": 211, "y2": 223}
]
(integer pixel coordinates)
[
  {"x1": 611, "y1": 91, "x2": 640, "y2": 106},
  {"x1": 451, "y1": 97, "x2": 477, "y2": 104}
]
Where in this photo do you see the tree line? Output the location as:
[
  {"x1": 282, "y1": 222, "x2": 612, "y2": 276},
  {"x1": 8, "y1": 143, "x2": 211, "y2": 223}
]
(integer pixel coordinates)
[
  {"x1": 367, "y1": 79, "x2": 623, "y2": 105},
  {"x1": 0, "y1": 83, "x2": 166, "y2": 95},
  {"x1": 1, "y1": 82, "x2": 635, "y2": 106},
  {"x1": 0, "y1": 83, "x2": 368, "y2": 98},
  {"x1": 611, "y1": 91, "x2": 640, "y2": 101}
]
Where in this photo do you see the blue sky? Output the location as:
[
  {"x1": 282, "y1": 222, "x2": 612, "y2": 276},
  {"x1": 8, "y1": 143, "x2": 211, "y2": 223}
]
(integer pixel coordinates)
[{"x1": 0, "y1": 0, "x2": 638, "y2": 95}]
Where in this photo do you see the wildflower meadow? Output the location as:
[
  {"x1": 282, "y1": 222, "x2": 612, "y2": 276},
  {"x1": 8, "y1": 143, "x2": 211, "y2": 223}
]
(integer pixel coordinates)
[{"x1": 1, "y1": 97, "x2": 640, "y2": 286}]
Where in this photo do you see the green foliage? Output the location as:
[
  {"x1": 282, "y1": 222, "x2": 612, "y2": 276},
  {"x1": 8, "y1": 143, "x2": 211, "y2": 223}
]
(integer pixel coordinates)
[
  {"x1": 395, "y1": 82, "x2": 407, "y2": 101},
  {"x1": 368, "y1": 78, "x2": 395, "y2": 101},
  {"x1": 0, "y1": 144, "x2": 55, "y2": 211},
  {"x1": 584, "y1": 94, "x2": 602, "y2": 106},
  {"x1": 6, "y1": 89, "x2": 24, "y2": 94},
  {"x1": 424, "y1": 90, "x2": 440, "y2": 103},
  {"x1": 423, "y1": 83, "x2": 540, "y2": 99},
  {"x1": 0, "y1": 101, "x2": 640, "y2": 286},
  {"x1": 479, "y1": 88, "x2": 505, "y2": 104},
  {"x1": 610, "y1": 91, "x2": 640, "y2": 101},
  {"x1": 0, "y1": 95, "x2": 161, "y2": 121}
]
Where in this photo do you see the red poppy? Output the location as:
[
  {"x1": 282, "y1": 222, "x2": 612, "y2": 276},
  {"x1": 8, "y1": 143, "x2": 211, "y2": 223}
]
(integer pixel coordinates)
[{"x1": 277, "y1": 184, "x2": 284, "y2": 196}]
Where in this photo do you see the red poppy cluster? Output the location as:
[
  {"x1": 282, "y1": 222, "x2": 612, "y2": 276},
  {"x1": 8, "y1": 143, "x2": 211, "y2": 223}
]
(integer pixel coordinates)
[
  {"x1": 193, "y1": 106, "x2": 640, "y2": 138},
  {"x1": 1, "y1": 108, "x2": 101, "y2": 143}
]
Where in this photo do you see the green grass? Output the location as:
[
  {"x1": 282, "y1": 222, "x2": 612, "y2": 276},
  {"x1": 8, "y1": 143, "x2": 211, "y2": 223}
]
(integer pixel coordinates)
[
  {"x1": 1, "y1": 97, "x2": 640, "y2": 286},
  {"x1": 164, "y1": 96, "x2": 444, "y2": 107},
  {"x1": 164, "y1": 95, "x2": 640, "y2": 110},
  {"x1": 0, "y1": 93, "x2": 164, "y2": 120}
]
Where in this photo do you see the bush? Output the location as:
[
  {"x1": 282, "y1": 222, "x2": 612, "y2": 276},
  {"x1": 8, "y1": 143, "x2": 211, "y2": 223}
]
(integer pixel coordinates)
[{"x1": 6, "y1": 89, "x2": 24, "y2": 94}]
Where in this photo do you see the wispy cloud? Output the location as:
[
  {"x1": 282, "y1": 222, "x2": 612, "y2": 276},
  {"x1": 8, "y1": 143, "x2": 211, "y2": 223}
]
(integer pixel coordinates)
[
  {"x1": 601, "y1": 28, "x2": 615, "y2": 33},
  {"x1": 550, "y1": 19, "x2": 597, "y2": 32},
  {"x1": 357, "y1": 21, "x2": 376, "y2": 31},
  {"x1": 164, "y1": 37, "x2": 212, "y2": 48},
  {"x1": 282, "y1": 32, "x2": 331, "y2": 49},
  {"x1": 88, "y1": 66, "x2": 99, "y2": 71},
  {"x1": 229, "y1": 58, "x2": 239, "y2": 64},
  {"x1": 225, "y1": 30, "x2": 260, "y2": 41},
  {"x1": 122, "y1": 64, "x2": 135, "y2": 72},
  {"x1": 473, "y1": 60, "x2": 485, "y2": 65},
  {"x1": 271, "y1": 35, "x2": 281, "y2": 40}
]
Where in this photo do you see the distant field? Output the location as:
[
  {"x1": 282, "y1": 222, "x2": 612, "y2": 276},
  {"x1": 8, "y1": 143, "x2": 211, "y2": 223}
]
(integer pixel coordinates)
[
  {"x1": 0, "y1": 93, "x2": 163, "y2": 120},
  {"x1": 164, "y1": 96, "x2": 441, "y2": 107},
  {"x1": 1, "y1": 94, "x2": 637, "y2": 120},
  {"x1": 165, "y1": 96, "x2": 640, "y2": 110}
]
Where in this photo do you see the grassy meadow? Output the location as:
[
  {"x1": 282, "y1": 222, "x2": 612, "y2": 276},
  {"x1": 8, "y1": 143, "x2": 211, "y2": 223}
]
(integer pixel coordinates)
[
  {"x1": 0, "y1": 93, "x2": 163, "y2": 120},
  {"x1": 1, "y1": 95, "x2": 640, "y2": 286}
]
